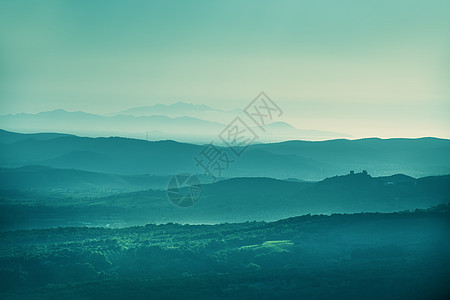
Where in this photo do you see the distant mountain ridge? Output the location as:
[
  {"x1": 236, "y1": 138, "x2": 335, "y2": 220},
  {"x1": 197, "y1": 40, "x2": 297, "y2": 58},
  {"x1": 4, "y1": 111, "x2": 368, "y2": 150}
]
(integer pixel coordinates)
[
  {"x1": 0, "y1": 129, "x2": 73, "y2": 143},
  {"x1": 0, "y1": 106, "x2": 351, "y2": 142},
  {"x1": 118, "y1": 102, "x2": 226, "y2": 116},
  {"x1": 265, "y1": 121, "x2": 351, "y2": 138},
  {"x1": 0, "y1": 129, "x2": 449, "y2": 181},
  {"x1": 0, "y1": 109, "x2": 225, "y2": 139}
]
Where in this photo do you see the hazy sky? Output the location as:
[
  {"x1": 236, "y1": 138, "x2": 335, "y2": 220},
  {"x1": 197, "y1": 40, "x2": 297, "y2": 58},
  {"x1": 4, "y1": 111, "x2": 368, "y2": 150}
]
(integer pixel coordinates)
[{"x1": 1, "y1": 0, "x2": 449, "y2": 138}]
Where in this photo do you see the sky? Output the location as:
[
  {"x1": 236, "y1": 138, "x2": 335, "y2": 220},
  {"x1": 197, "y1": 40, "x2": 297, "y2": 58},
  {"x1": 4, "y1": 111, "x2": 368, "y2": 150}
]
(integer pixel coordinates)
[{"x1": 0, "y1": 0, "x2": 449, "y2": 138}]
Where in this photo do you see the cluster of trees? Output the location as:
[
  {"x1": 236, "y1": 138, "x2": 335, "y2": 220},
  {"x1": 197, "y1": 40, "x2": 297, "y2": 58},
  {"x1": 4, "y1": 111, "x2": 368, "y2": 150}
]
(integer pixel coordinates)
[{"x1": 0, "y1": 207, "x2": 449, "y2": 299}]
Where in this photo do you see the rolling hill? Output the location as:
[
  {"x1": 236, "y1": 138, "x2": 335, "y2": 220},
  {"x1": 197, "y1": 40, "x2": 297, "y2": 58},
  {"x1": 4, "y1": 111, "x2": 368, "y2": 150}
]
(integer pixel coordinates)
[
  {"x1": 0, "y1": 165, "x2": 171, "y2": 192},
  {"x1": 1, "y1": 171, "x2": 448, "y2": 230},
  {"x1": 1, "y1": 208, "x2": 449, "y2": 299},
  {"x1": 1, "y1": 130, "x2": 449, "y2": 180}
]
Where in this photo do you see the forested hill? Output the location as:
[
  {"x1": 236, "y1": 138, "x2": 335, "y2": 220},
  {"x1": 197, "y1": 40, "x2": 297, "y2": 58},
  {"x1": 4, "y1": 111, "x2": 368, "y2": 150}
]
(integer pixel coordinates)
[{"x1": 0, "y1": 206, "x2": 449, "y2": 299}]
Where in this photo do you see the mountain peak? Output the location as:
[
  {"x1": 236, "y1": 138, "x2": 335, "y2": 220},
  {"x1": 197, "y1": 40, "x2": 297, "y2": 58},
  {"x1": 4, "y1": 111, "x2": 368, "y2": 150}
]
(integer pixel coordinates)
[{"x1": 118, "y1": 102, "x2": 216, "y2": 116}]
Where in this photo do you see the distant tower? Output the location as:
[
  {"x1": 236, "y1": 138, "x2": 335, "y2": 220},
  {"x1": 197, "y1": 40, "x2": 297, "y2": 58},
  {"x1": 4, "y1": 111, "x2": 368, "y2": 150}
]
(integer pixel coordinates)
[{"x1": 350, "y1": 170, "x2": 355, "y2": 175}]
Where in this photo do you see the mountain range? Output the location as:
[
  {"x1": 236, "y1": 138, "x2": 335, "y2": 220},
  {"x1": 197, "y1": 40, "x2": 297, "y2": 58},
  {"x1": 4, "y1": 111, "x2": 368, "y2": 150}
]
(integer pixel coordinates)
[
  {"x1": 117, "y1": 102, "x2": 235, "y2": 116},
  {"x1": 1, "y1": 169, "x2": 448, "y2": 229},
  {"x1": 1, "y1": 129, "x2": 449, "y2": 180},
  {"x1": 0, "y1": 103, "x2": 351, "y2": 142}
]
